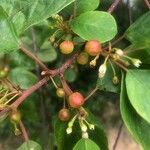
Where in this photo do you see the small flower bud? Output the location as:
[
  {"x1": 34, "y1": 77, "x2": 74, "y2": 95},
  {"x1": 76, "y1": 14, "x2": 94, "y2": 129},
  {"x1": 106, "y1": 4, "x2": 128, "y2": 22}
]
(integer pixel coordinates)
[
  {"x1": 82, "y1": 132, "x2": 89, "y2": 139},
  {"x1": 14, "y1": 128, "x2": 21, "y2": 136},
  {"x1": 66, "y1": 127, "x2": 72, "y2": 134},
  {"x1": 81, "y1": 123, "x2": 88, "y2": 132},
  {"x1": 88, "y1": 124, "x2": 95, "y2": 130},
  {"x1": 49, "y1": 36, "x2": 55, "y2": 43},
  {"x1": 131, "y1": 59, "x2": 142, "y2": 68},
  {"x1": 90, "y1": 59, "x2": 96, "y2": 68},
  {"x1": 68, "y1": 115, "x2": 77, "y2": 128},
  {"x1": 112, "y1": 76, "x2": 119, "y2": 85},
  {"x1": 115, "y1": 49, "x2": 124, "y2": 56},
  {"x1": 112, "y1": 54, "x2": 120, "y2": 60},
  {"x1": 98, "y1": 64, "x2": 107, "y2": 78}
]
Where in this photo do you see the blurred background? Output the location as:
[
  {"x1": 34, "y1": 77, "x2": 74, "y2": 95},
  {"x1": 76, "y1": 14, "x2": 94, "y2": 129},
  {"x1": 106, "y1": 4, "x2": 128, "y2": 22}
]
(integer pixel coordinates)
[{"x1": 0, "y1": 0, "x2": 148, "y2": 149}]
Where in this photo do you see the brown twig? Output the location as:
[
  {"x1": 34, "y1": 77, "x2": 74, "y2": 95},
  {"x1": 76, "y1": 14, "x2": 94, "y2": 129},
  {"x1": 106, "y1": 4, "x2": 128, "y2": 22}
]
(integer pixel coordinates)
[
  {"x1": 60, "y1": 74, "x2": 73, "y2": 96},
  {"x1": 11, "y1": 77, "x2": 50, "y2": 108},
  {"x1": 143, "y1": 0, "x2": 150, "y2": 10},
  {"x1": 85, "y1": 87, "x2": 98, "y2": 101},
  {"x1": 41, "y1": 51, "x2": 79, "y2": 76},
  {"x1": 113, "y1": 60, "x2": 128, "y2": 72},
  {"x1": 108, "y1": 0, "x2": 122, "y2": 13},
  {"x1": 19, "y1": 121, "x2": 29, "y2": 142},
  {"x1": 20, "y1": 45, "x2": 48, "y2": 70}
]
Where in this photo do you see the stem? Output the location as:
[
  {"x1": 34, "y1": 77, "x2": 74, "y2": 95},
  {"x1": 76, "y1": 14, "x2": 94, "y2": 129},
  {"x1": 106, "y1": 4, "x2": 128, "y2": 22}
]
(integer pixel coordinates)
[
  {"x1": 84, "y1": 87, "x2": 98, "y2": 101},
  {"x1": 19, "y1": 121, "x2": 29, "y2": 142},
  {"x1": 60, "y1": 75, "x2": 73, "y2": 96},
  {"x1": 113, "y1": 60, "x2": 128, "y2": 72},
  {"x1": 112, "y1": 122, "x2": 123, "y2": 150},
  {"x1": 143, "y1": 0, "x2": 150, "y2": 10},
  {"x1": 20, "y1": 45, "x2": 48, "y2": 70},
  {"x1": 108, "y1": 0, "x2": 122, "y2": 13},
  {"x1": 5, "y1": 93, "x2": 20, "y2": 105},
  {"x1": 50, "y1": 76, "x2": 58, "y2": 89},
  {"x1": 11, "y1": 77, "x2": 49, "y2": 108},
  {"x1": 109, "y1": 60, "x2": 116, "y2": 76}
]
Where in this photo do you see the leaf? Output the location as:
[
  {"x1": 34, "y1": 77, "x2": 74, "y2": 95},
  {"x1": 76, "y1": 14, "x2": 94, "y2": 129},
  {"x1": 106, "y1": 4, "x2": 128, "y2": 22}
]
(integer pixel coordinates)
[
  {"x1": 75, "y1": 0, "x2": 100, "y2": 15},
  {"x1": 70, "y1": 11, "x2": 117, "y2": 43},
  {"x1": 73, "y1": 138, "x2": 100, "y2": 150},
  {"x1": 9, "y1": 50, "x2": 36, "y2": 70},
  {"x1": 97, "y1": 63, "x2": 120, "y2": 93},
  {"x1": 0, "y1": 6, "x2": 19, "y2": 53},
  {"x1": 0, "y1": 0, "x2": 75, "y2": 33},
  {"x1": 17, "y1": 140, "x2": 42, "y2": 150},
  {"x1": 64, "y1": 68, "x2": 77, "y2": 83},
  {"x1": 125, "y1": 11, "x2": 150, "y2": 44},
  {"x1": 120, "y1": 72, "x2": 150, "y2": 150},
  {"x1": 9, "y1": 68, "x2": 38, "y2": 89},
  {"x1": 37, "y1": 41, "x2": 57, "y2": 63},
  {"x1": 126, "y1": 70, "x2": 150, "y2": 124},
  {"x1": 124, "y1": 44, "x2": 150, "y2": 64},
  {"x1": 54, "y1": 110, "x2": 108, "y2": 150}
]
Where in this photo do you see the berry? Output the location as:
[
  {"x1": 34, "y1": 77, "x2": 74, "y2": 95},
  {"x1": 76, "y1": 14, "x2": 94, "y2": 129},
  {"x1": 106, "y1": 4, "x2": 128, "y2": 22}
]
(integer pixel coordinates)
[
  {"x1": 112, "y1": 76, "x2": 119, "y2": 85},
  {"x1": 56, "y1": 88, "x2": 65, "y2": 98},
  {"x1": 58, "y1": 108, "x2": 70, "y2": 121},
  {"x1": 0, "y1": 70, "x2": 8, "y2": 78},
  {"x1": 77, "y1": 52, "x2": 89, "y2": 65},
  {"x1": 85, "y1": 40, "x2": 102, "y2": 56},
  {"x1": 69, "y1": 92, "x2": 84, "y2": 108},
  {"x1": 10, "y1": 110, "x2": 21, "y2": 124},
  {"x1": 59, "y1": 41, "x2": 74, "y2": 54}
]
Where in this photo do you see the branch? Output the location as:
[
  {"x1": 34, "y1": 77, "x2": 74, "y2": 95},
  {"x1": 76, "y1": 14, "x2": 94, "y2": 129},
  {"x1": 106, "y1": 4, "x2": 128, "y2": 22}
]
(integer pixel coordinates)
[
  {"x1": 11, "y1": 77, "x2": 49, "y2": 108},
  {"x1": 85, "y1": 87, "x2": 98, "y2": 101},
  {"x1": 41, "y1": 51, "x2": 79, "y2": 76},
  {"x1": 60, "y1": 75, "x2": 73, "y2": 96},
  {"x1": 20, "y1": 45, "x2": 48, "y2": 70},
  {"x1": 108, "y1": 0, "x2": 122, "y2": 13},
  {"x1": 143, "y1": 0, "x2": 150, "y2": 9},
  {"x1": 19, "y1": 121, "x2": 29, "y2": 142}
]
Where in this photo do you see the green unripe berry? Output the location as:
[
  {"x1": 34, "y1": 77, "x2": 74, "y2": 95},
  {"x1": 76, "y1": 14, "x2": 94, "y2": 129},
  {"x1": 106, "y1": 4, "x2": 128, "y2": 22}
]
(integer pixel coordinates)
[
  {"x1": 77, "y1": 52, "x2": 89, "y2": 65},
  {"x1": 56, "y1": 88, "x2": 65, "y2": 98}
]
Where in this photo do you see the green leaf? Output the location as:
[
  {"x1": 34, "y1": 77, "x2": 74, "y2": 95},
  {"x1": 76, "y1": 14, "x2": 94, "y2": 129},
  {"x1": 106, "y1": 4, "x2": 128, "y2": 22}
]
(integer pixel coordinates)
[
  {"x1": 55, "y1": 110, "x2": 108, "y2": 150},
  {"x1": 9, "y1": 68, "x2": 38, "y2": 89},
  {"x1": 37, "y1": 41, "x2": 57, "y2": 63},
  {"x1": 64, "y1": 68, "x2": 77, "y2": 83},
  {"x1": 9, "y1": 51, "x2": 36, "y2": 70},
  {"x1": 124, "y1": 44, "x2": 150, "y2": 64},
  {"x1": 121, "y1": 72, "x2": 150, "y2": 150},
  {"x1": 0, "y1": 0, "x2": 75, "y2": 33},
  {"x1": 126, "y1": 70, "x2": 150, "y2": 124},
  {"x1": 125, "y1": 11, "x2": 150, "y2": 44},
  {"x1": 75, "y1": 0, "x2": 100, "y2": 15},
  {"x1": 0, "y1": 6, "x2": 19, "y2": 53},
  {"x1": 73, "y1": 138, "x2": 100, "y2": 150},
  {"x1": 97, "y1": 63, "x2": 120, "y2": 93},
  {"x1": 17, "y1": 140, "x2": 42, "y2": 150},
  {"x1": 70, "y1": 11, "x2": 117, "y2": 43}
]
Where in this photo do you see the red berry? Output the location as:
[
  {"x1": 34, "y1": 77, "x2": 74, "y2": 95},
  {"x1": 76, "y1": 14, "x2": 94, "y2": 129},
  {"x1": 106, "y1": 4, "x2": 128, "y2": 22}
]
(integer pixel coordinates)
[
  {"x1": 69, "y1": 92, "x2": 84, "y2": 108},
  {"x1": 58, "y1": 108, "x2": 70, "y2": 121},
  {"x1": 85, "y1": 40, "x2": 102, "y2": 56},
  {"x1": 59, "y1": 40, "x2": 74, "y2": 54}
]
